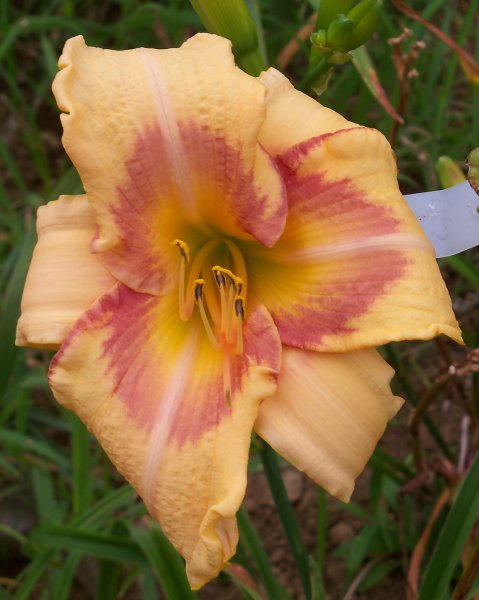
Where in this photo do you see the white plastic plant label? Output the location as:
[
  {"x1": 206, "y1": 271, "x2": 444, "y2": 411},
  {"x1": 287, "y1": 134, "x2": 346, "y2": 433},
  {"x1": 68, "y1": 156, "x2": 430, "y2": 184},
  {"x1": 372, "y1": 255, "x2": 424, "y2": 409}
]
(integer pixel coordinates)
[{"x1": 405, "y1": 181, "x2": 479, "y2": 258}]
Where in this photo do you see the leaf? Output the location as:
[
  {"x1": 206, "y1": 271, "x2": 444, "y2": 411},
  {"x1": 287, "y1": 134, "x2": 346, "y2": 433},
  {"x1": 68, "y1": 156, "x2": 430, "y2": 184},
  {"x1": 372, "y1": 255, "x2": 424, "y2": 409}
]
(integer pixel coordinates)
[
  {"x1": 418, "y1": 452, "x2": 479, "y2": 599},
  {"x1": 444, "y1": 255, "x2": 479, "y2": 290},
  {"x1": 237, "y1": 505, "x2": 289, "y2": 600},
  {"x1": 0, "y1": 225, "x2": 36, "y2": 395},
  {"x1": 70, "y1": 414, "x2": 93, "y2": 516},
  {"x1": 129, "y1": 522, "x2": 196, "y2": 600},
  {"x1": 0, "y1": 429, "x2": 69, "y2": 471},
  {"x1": 30, "y1": 525, "x2": 147, "y2": 565},
  {"x1": 351, "y1": 46, "x2": 403, "y2": 123},
  {"x1": 260, "y1": 442, "x2": 311, "y2": 600}
]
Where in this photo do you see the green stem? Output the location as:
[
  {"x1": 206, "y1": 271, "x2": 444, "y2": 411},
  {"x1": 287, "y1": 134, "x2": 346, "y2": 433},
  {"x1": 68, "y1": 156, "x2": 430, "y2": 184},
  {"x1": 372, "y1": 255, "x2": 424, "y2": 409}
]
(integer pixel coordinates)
[
  {"x1": 260, "y1": 442, "x2": 312, "y2": 600},
  {"x1": 299, "y1": 57, "x2": 332, "y2": 92}
]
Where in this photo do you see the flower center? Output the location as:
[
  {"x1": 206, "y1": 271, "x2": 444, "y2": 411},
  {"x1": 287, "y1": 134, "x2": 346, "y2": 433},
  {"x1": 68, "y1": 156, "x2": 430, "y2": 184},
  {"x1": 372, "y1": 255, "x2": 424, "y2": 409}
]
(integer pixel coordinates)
[{"x1": 172, "y1": 238, "x2": 247, "y2": 354}]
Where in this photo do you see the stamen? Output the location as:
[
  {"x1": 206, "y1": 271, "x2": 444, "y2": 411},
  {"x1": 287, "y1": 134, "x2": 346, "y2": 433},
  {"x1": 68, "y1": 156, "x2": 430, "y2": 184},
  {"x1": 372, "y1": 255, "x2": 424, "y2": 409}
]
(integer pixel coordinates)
[
  {"x1": 212, "y1": 266, "x2": 228, "y2": 333},
  {"x1": 171, "y1": 239, "x2": 190, "y2": 321},
  {"x1": 224, "y1": 239, "x2": 248, "y2": 298},
  {"x1": 171, "y1": 239, "x2": 190, "y2": 263},
  {"x1": 235, "y1": 277, "x2": 243, "y2": 297},
  {"x1": 225, "y1": 283, "x2": 235, "y2": 343},
  {"x1": 235, "y1": 296, "x2": 245, "y2": 354},
  {"x1": 213, "y1": 266, "x2": 246, "y2": 346},
  {"x1": 184, "y1": 239, "x2": 220, "y2": 319},
  {"x1": 194, "y1": 279, "x2": 220, "y2": 349}
]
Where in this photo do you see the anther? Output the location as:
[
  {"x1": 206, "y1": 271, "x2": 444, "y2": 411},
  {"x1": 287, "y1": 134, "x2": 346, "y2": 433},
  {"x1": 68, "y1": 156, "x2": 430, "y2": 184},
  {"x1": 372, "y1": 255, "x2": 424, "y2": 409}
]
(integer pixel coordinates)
[
  {"x1": 171, "y1": 239, "x2": 190, "y2": 321},
  {"x1": 212, "y1": 266, "x2": 239, "y2": 340},
  {"x1": 171, "y1": 239, "x2": 190, "y2": 263},
  {"x1": 214, "y1": 270, "x2": 226, "y2": 287},
  {"x1": 194, "y1": 278, "x2": 220, "y2": 350},
  {"x1": 235, "y1": 296, "x2": 245, "y2": 354},
  {"x1": 235, "y1": 297, "x2": 245, "y2": 320},
  {"x1": 194, "y1": 278, "x2": 205, "y2": 302},
  {"x1": 235, "y1": 277, "x2": 243, "y2": 297}
]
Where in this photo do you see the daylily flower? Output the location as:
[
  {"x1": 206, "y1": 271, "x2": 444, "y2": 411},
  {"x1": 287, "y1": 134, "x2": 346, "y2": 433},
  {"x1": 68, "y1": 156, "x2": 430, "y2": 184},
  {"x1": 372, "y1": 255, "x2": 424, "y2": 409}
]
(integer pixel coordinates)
[{"x1": 17, "y1": 33, "x2": 461, "y2": 589}]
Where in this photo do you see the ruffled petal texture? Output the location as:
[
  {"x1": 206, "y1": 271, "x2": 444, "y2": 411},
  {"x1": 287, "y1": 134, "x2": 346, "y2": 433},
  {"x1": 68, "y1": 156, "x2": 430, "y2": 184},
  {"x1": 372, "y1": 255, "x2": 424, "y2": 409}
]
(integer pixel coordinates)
[
  {"x1": 258, "y1": 68, "x2": 355, "y2": 153},
  {"x1": 255, "y1": 347, "x2": 403, "y2": 502},
  {"x1": 52, "y1": 34, "x2": 286, "y2": 296},
  {"x1": 48, "y1": 284, "x2": 281, "y2": 588},
  {"x1": 246, "y1": 126, "x2": 462, "y2": 351},
  {"x1": 16, "y1": 195, "x2": 115, "y2": 349}
]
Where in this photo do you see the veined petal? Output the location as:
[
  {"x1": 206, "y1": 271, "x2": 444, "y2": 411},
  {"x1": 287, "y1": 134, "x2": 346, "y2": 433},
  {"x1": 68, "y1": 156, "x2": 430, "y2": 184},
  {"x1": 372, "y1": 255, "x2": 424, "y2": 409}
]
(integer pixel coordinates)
[
  {"x1": 16, "y1": 195, "x2": 115, "y2": 349},
  {"x1": 258, "y1": 68, "x2": 354, "y2": 155},
  {"x1": 52, "y1": 34, "x2": 286, "y2": 295},
  {"x1": 247, "y1": 127, "x2": 462, "y2": 350},
  {"x1": 255, "y1": 347, "x2": 403, "y2": 502},
  {"x1": 48, "y1": 284, "x2": 281, "y2": 588}
]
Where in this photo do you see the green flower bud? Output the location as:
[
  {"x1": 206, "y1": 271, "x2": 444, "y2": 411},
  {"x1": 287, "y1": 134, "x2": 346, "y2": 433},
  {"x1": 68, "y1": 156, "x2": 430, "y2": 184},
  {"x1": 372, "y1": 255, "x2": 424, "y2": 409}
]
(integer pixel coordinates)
[
  {"x1": 316, "y1": 0, "x2": 356, "y2": 30},
  {"x1": 326, "y1": 14, "x2": 354, "y2": 51},
  {"x1": 436, "y1": 156, "x2": 466, "y2": 189},
  {"x1": 190, "y1": 0, "x2": 258, "y2": 57},
  {"x1": 346, "y1": 0, "x2": 382, "y2": 50},
  {"x1": 310, "y1": 29, "x2": 328, "y2": 49},
  {"x1": 467, "y1": 147, "x2": 479, "y2": 195}
]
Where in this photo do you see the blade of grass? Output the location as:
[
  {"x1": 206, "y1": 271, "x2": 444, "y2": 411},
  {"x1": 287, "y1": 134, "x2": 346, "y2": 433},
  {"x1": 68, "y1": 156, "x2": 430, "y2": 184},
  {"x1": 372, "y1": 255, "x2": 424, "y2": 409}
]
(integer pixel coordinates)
[
  {"x1": 351, "y1": 45, "x2": 403, "y2": 123},
  {"x1": 76, "y1": 485, "x2": 137, "y2": 529},
  {"x1": 138, "y1": 568, "x2": 159, "y2": 599},
  {"x1": 260, "y1": 441, "x2": 311, "y2": 600},
  {"x1": 50, "y1": 552, "x2": 82, "y2": 600},
  {"x1": 444, "y1": 255, "x2": 479, "y2": 290},
  {"x1": 223, "y1": 566, "x2": 265, "y2": 600},
  {"x1": 30, "y1": 525, "x2": 147, "y2": 565},
  {"x1": 0, "y1": 225, "x2": 36, "y2": 395},
  {"x1": 237, "y1": 505, "x2": 290, "y2": 600},
  {"x1": 97, "y1": 559, "x2": 122, "y2": 600},
  {"x1": 14, "y1": 550, "x2": 55, "y2": 600},
  {"x1": 0, "y1": 429, "x2": 70, "y2": 471},
  {"x1": 129, "y1": 523, "x2": 196, "y2": 599},
  {"x1": 418, "y1": 451, "x2": 479, "y2": 600},
  {"x1": 69, "y1": 413, "x2": 93, "y2": 516},
  {"x1": 309, "y1": 556, "x2": 327, "y2": 600},
  {"x1": 31, "y1": 466, "x2": 60, "y2": 525}
]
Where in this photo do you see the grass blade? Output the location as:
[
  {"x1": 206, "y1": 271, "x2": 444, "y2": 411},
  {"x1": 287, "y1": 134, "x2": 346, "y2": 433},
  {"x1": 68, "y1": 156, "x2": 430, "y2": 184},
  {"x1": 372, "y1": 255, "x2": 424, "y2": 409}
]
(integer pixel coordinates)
[
  {"x1": 418, "y1": 452, "x2": 479, "y2": 599},
  {"x1": 237, "y1": 505, "x2": 290, "y2": 600},
  {"x1": 70, "y1": 413, "x2": 93, "y2": 516},
  {"x1": 0, "y1": 225, "x2": 36, "y2": 395},
  {"x1": 260, "y1": 442, "x2": 311, "y2": 600},
  {"x1": 30, "y1": 525, "x2": 147, "y2": 564},
  {"x1": 129, "y1": 522, "x2": 196, "y2": 599}
]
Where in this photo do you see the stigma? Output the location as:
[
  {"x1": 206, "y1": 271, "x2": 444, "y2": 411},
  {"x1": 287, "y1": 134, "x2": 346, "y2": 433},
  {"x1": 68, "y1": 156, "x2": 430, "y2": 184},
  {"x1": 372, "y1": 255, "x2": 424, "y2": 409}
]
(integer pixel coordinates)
[{"x1": 172, "y1": 238, "x2": 247, "y2": 354}]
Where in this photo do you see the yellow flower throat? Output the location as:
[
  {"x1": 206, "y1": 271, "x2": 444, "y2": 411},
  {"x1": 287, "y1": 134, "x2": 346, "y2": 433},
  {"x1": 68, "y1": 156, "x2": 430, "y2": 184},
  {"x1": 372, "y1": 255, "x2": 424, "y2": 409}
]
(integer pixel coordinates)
[{"x1": 172, "y1": 238, "x2": 247, "y2": 354}]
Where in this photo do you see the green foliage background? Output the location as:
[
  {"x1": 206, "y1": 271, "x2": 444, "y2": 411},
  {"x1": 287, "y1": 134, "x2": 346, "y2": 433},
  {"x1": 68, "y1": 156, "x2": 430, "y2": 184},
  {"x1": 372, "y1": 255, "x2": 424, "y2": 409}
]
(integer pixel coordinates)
[{"x1": 1, "y1": 1, "x2": 479, "y2": 598}]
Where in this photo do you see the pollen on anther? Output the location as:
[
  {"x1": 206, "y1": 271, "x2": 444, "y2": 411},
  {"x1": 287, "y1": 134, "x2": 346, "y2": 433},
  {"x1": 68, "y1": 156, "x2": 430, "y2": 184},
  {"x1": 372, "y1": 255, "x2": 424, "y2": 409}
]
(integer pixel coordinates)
[
  {"x1": 235, "y1": 277, "x2": 244, "y2": 296},
  {"x1": 212, "y1": 267, "x2": 226, "y2": 287},
  {"x1": 171, "y1": 239, "x2": 190, "y2": 263},
  {"x1": 235, "y1": 297, "x2": 245, "y2": 320},
  {"x1": 194, "y1": 278, "x2": 205, "y2": 303}
]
